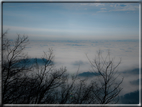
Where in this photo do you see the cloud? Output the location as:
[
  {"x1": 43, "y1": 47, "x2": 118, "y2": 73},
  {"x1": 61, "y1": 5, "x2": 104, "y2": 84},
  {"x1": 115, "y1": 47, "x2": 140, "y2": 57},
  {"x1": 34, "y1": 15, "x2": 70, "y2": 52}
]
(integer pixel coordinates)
[
  {"x1": 3, "y1": 25, "x2": 93, "y2": 39},
  {"x1": 91, "y1": 3, "x2": 139, "y2": 14},
  {"x1": 66, "y1": 44, "x2": 85, "y2": 47},
  {"x1": 109, "y1": 3, "x2": 139, "y2": 12},
  {"x1": 72, "y1": 60, "x2": 88, "y2": 66},
  {"x1": 80, "y1": 3, "x2": 139, "y2": 12},
  {"x1": 80, "y1": 3, "x2": 105, "y2": 7},
  {"x1": 90, "y1": 3, "x2": 105, "y2": 7},
  {"x1": 130, "y1": 78, "x2": 141, "y2": 86},
  {"x1": 101, "y1": 8, "x2": 106, "y2": 10},
  {"x1": 3, "y1": 25, "x2": 69, "y2": 33}
]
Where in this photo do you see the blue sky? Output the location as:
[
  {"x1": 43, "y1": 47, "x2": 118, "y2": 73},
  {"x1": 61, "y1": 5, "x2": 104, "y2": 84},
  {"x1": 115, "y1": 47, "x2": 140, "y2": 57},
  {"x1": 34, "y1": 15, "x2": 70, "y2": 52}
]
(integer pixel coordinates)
[{"x1": 3, "y1": 2, "x2": 139, "y2": 40}]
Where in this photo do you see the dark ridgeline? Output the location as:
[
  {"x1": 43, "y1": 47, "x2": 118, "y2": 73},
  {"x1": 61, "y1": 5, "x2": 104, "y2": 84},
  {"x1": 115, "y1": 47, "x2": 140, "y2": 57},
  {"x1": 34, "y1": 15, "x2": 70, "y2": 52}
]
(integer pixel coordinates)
[
  {"x1": 78, "y1": 71, "x2": 100, "y2": 77},
  {"x1": 119, "y1": 90, "x2": 139, "y2": 104},
  {"x1": 13, "y1": 58, "x2": 53, "y2": 67}
]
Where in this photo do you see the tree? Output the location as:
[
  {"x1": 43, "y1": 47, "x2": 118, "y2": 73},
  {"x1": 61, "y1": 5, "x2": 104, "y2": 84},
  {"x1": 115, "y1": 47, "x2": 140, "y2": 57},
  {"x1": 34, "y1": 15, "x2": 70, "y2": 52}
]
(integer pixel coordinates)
[
  {"x1": 2, "y1": 31, "x2": 31, "y2": 103},
  {"x1": 2, "y1": 32, "x2": 67, "y2": 104},
  {"x1": 86, "y1": 50, "x2": 123, "y2": 104}
]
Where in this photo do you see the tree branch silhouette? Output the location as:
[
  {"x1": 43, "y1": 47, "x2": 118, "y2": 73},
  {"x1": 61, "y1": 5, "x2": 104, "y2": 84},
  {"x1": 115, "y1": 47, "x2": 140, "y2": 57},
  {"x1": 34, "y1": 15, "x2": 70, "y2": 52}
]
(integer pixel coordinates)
[{"x1": 86, "y1": 50, "x2": 123, "y2": 104}]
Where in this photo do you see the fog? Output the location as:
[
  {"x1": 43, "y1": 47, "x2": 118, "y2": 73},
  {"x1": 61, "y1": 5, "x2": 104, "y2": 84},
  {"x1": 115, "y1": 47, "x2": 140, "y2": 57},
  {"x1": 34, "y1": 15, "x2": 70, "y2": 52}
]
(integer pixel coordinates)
[
  {"x1": 22, "y1": 39, "x2": 140, "y2": 100},
  {"x1": 24, "y1": 39, "x2": 139, "y2": 72}
]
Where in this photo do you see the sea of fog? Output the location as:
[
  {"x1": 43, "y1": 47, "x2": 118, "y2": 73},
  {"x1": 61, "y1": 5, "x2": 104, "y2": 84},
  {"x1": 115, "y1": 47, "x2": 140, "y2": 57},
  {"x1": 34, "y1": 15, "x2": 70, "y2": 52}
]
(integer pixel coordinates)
[
  {"x1": 1, "y1": 39, "x2": 140, "y2": 104},
  {"x1": 24, "y1": 39, "x2": 140, "y2": 103},
  {"x1": 25, "y1": 40, "x2": 139, "y2": 73}
]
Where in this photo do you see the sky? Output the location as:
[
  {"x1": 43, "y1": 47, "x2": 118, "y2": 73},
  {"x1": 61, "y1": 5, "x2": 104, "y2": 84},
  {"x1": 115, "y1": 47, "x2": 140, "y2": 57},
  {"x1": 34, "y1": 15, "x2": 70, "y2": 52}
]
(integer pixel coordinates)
[{"x1": 2, "y1": 2, "x2": 139, "y2": 40}]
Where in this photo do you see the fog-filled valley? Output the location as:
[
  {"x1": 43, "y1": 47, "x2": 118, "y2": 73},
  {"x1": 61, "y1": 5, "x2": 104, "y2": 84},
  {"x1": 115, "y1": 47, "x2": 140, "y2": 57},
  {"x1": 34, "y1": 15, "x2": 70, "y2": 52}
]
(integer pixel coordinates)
[{"x1": 22, "y1": 39, "x2": 140, "y2": 104}]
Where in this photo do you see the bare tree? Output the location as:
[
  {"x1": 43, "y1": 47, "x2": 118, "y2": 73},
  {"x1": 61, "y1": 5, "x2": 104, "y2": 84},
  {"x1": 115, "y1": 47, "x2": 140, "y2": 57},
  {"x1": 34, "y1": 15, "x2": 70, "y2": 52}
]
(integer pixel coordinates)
[
  {"x1": 2, "y1": 31, "x2": 31, "y2": 103},
  {"x1": 2, "y1": 32, "x2": 67, "y2": 104},
  {"x1": 86, "y1": 50, "x2": 123, "y2": 104}
]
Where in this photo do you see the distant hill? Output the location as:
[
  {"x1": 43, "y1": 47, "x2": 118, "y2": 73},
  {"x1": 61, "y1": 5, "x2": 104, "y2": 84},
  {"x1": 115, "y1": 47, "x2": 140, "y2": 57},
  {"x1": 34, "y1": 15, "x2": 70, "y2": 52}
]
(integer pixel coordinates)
[
  {"x1": 122, "y1": 68, "x2": 140, "y2": 75},
  {"x1": 13, "y1": 58, "x2": 53, "y2": 67},
  {"x1": 78, "y1": 68, "x2": 141, "y2": 77},
  {"x1": 119, "y1": 90, "x2": 139, "y2": 104},
  {"x1": 78, "y1": 71, "x2": 100, "y2": 77}
]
